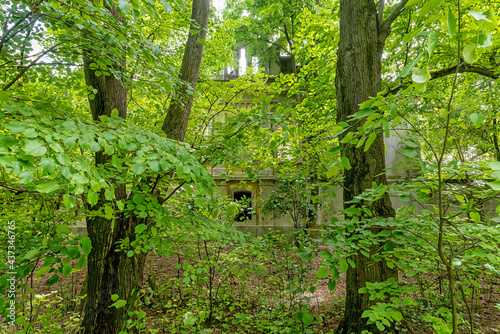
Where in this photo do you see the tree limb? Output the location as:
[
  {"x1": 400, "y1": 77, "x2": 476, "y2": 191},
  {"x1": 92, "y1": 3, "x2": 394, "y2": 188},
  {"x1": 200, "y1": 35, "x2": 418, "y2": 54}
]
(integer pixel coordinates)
[
  {"x1": 379, "y1": 0, "x2": 409, "y2": 41},
  {"x1": 386, "y1": 63, "x2": 499, "y2": 96}
]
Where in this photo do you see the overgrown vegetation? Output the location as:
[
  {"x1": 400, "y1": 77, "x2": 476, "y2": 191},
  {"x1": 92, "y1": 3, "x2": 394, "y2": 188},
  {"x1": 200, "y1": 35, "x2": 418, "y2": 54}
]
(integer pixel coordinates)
[{"x1": 1, "y1": 0, "x2": 500, "y2": 333}]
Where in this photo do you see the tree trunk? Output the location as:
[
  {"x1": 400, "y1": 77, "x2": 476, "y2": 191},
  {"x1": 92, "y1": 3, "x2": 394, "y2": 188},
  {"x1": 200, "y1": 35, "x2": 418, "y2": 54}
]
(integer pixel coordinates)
[
  {"x1": 161, "y1": 0, "x2": 210, "y2": 141},
  {"x1": 335, "y1": 0, "x2": 398, "y2": 332},
  {"x1": 81, "y1": 5, "x2": 147, "y2": 333}
]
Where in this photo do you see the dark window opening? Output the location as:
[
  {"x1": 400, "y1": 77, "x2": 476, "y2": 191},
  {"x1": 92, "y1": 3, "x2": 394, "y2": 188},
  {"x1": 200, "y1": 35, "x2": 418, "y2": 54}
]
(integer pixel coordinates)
[{"x1": 234, "y1": 191, "x2": 252, "y2": 222}]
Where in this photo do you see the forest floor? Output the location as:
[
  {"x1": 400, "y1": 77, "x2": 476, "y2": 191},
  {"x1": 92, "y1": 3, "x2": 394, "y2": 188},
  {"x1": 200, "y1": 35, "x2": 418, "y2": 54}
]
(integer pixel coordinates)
[{"x1": 5, "y1": 244, "x2": 500, "y2": 334}]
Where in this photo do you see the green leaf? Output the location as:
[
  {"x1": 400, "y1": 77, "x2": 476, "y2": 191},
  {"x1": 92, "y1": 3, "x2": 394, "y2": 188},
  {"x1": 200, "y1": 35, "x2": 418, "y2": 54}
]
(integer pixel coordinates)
[
  {"x1": 90, "y1": 141, "x2": 101, "y2": 152},
  {"x1": 111, "y1": 294, "x2": 119, "y2": 302},
  {"x1": 36, "y1": 182, "x2": 60, "y2": 193},
  {"x1": 489, "y1": 162, "x2": 500, "y2": 171},
  {"x1": 117, "y1": 0, "x2": 130, "y2": 13},
  {"x1": 412, "y1": 67, "x2": 431, "y2": 83},
  {"x1": 328, "y1": 278, "x2": 336, "y2": 291},
  {"x1": 19, "y1": 170, "x2": 34, "y2": 184},
  {"x1": 353, "y1": 108, "x2": 375, "y2": 119},
  {"x1": 25, "y1": 140, "x2": 47, "y2": 156},
  {"x1": 80, "y1": 237, "x2": 92, "y2": 255},
  {"x1": 35, "y1": 266, "x2": 51, "y2": 278},
  {"x1": 427, "y1": 31, "x2": 438, "y2": 59},
  {"x1": 303, "y1": 313, "x2": 314, "y2": 327},
  {"x1": 4, "y1": 121, "x2": 25, "y2": 133},
  {"x1": 56, "y1": 224, "x2": 71, "y2": 235},
  {"x1": 111, "y1": 299, "x2": 127, "y2": 308},
  {"x1": 318, "y1": 250, "x2": 333, "y2": 261},
  {"x1": 71, "y1": 173, "x2": 89, "y2": 185},
  {"x1": 40, "y1": 158, "x2": 56, "y2": 174},
  {"x1": 463, "y1": 44, "x2": 481, "y2": 64},
  {"x1": 127, "y1": 250, "x2": 134, "y2": 257},
  {"x1": 77, "y1": 254, "x2": 87, "y2": 268},
  {"x1": 470, "y1": 113, "x2": 484, "y2": 128},
  {"x1": 340, "y1": 156, "x2": 351, "y2": 170},
  {"x1": 401, "y1": 53, "x2": 423, "y2": 77},
  {"x1": 104, "y1": 205, "x2": 114, "y2": 219},
  {"x1": 23, "y1": 248, "x2": 40, "y2": 260},
  {"x1": 364, "y1": 132, "x2": 377, "y2": 152},
  {"x1": 401, "y1": 147, "x2": 418, "y2": 158},
  {"x1": 326, "y1": 166, "x2": 339, "y2": 178},
  {"x1": 62, "y1": 263, "x2": 72, "y2": 277},
  {"x1": 63, "y1": 136, "x2": 76, "y2": 149},
  {"x1": 87, "y1": 191, "x2": 99, "y2": 206},
  {"x1": 47, "y1": 274, "x2": 59, "y2": 286},
  {"x1": 340, "y1": 258, "x2": 348, "y2": 273},
  {"x1": 447, "y1": 7, "x2": 456, "y2": 37},
  {"x1": 488, "y1": 181, "x2": 500, "y2": 191},
  {"x1": 0, "y1": 135, "x2": 19, "y2": 147},
  {"x1": 316, "y1": 267, "x2": 329, "y2": 279},
  {"x1": 418, "y1": 0, "x2": 442, "y2": 18},
  {"x1": 135, "y1": 224, "x2": 147, "y2": 234},
  {"x1": 0, "y1": 90, "x2": 9, "y2": 102},
  {"x1": 131, "y1": 163, "x2": 145, "y2": 175},
  {"x1": 405, "y1": 0, "x2": 422, "y2": 7},
  {"x1": 160, "y1": 0, "x2": 172, "y2": 12},
  {"x1": 402, "y1": 140, "x2": 419, "y2": 148},
  {"x1": 469, "y1": 10, "x2": 489, "y2": 21},
  {"x1": 470, "y1": 212, "x2": 480, "y2": 223}
]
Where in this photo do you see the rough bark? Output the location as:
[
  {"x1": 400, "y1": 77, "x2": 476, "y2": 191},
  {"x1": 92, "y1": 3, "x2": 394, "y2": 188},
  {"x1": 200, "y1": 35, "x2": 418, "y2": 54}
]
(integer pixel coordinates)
[
  {"x1": 161, "y1": 0, "x2": 210, "y2": 141},
  {"x1": 81, "y1": 5, "x2": 147, "y2": 333},
  {"x1": 335, "y1": 0, "x2": 398, "y2": 332}
]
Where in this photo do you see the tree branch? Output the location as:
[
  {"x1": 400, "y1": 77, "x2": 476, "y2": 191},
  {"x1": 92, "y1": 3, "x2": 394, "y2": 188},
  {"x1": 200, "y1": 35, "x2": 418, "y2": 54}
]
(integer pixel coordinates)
[
  {"x1": 379, "y1": 0, "x2": 409, "y2": 41},
  {"x1": 2, "y1": 42, "x2": 62, "y2": 91},
  {"x1": 386, "y1": 63, "x2": 499, "y2": 96}
]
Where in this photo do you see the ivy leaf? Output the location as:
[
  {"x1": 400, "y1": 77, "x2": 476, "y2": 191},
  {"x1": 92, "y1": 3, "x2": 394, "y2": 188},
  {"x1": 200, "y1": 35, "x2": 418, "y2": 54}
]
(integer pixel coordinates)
[{"x1": 25, "y1": 140, "x2": 47, "y2": 156}]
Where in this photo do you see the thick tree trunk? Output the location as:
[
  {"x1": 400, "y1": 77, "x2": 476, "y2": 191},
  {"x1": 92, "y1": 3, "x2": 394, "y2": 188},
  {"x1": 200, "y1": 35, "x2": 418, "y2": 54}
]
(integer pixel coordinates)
[
  {"x1": 161, "y1": 0, "x2": 210, "y2": 141},
  {"x1": 81, "y1": 5, "x2": 147, "y2": 333},
  {"x1": 335, "y1": 0, "x2": 397, "y2": 333}
]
